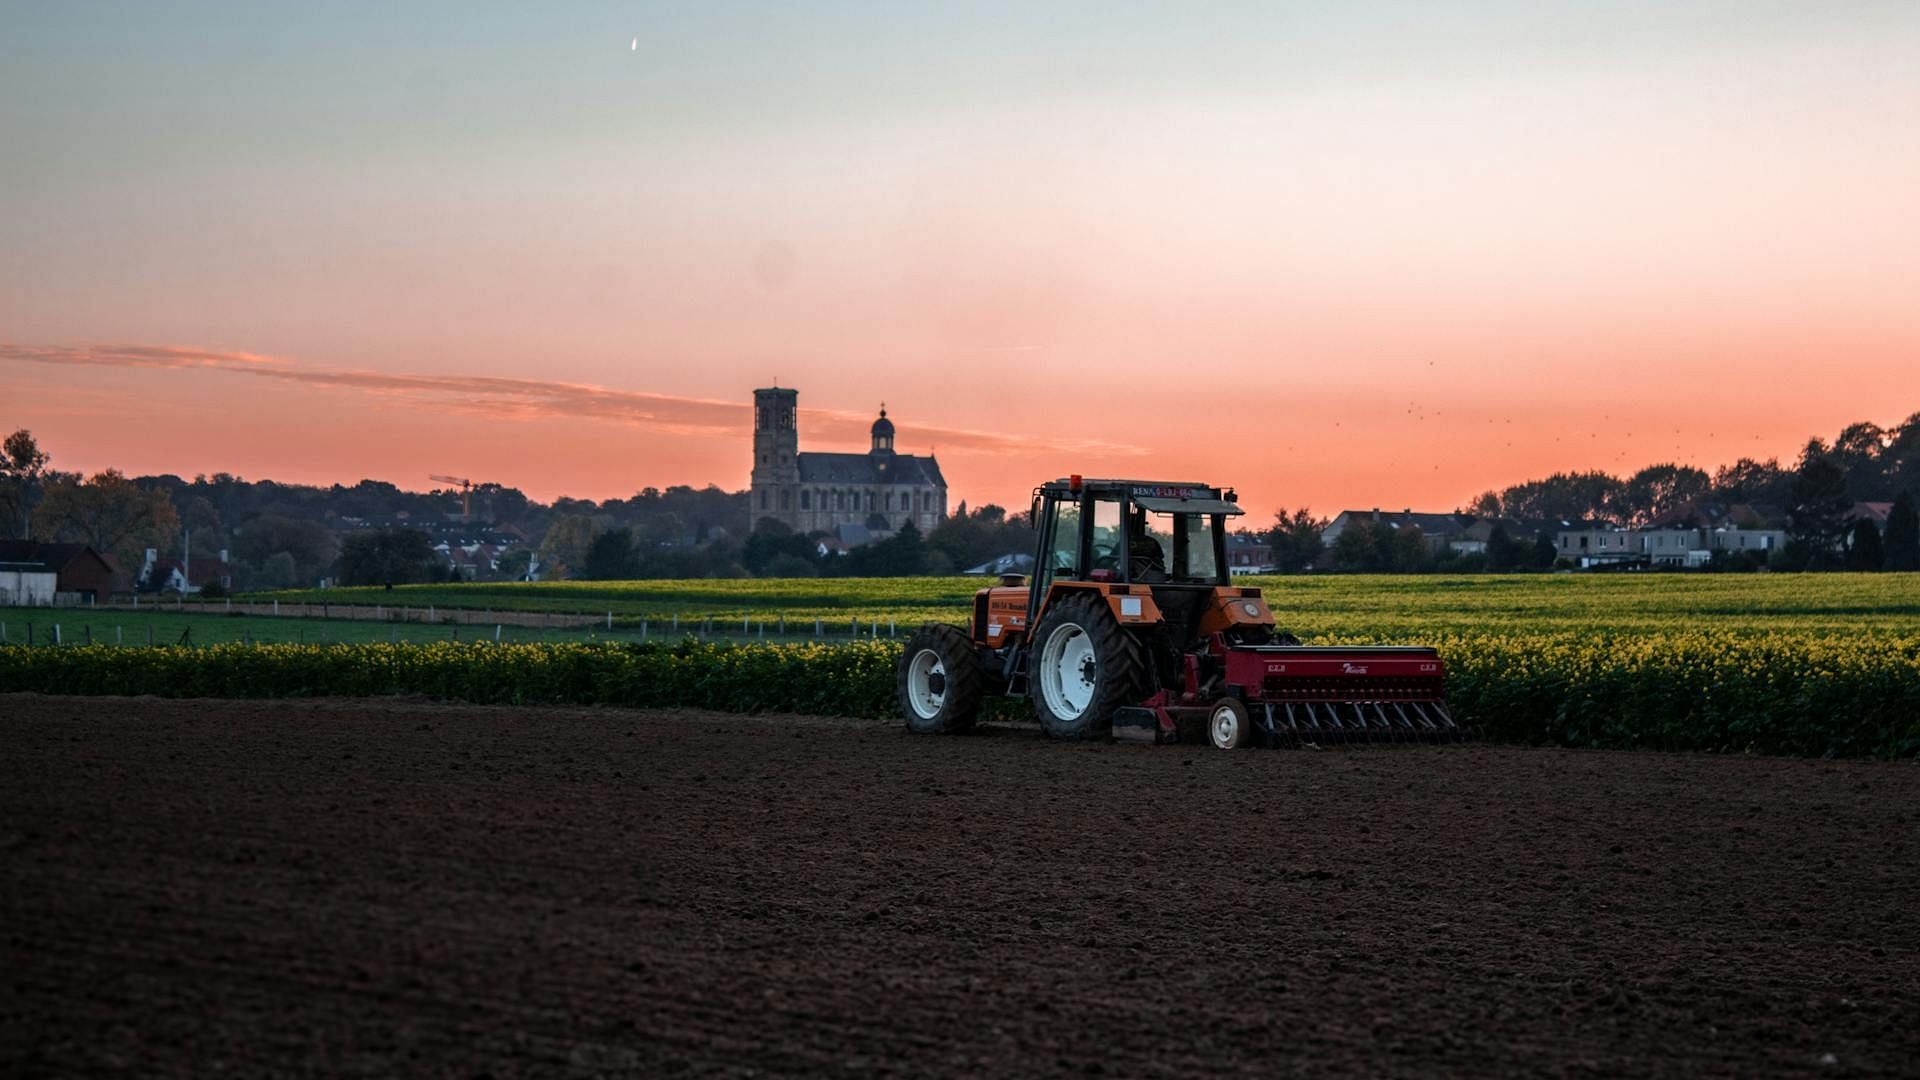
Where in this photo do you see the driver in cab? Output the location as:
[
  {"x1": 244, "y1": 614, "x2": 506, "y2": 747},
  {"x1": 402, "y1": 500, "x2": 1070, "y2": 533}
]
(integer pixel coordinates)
[{"x1": 1128, "y1": 508, "x2": 1169, "y2": 582}]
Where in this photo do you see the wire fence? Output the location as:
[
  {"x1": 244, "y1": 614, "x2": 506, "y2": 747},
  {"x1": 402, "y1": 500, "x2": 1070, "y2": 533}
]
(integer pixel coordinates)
[{"x1": 0, "y1": 602, "x2": 920, "y2": 649}]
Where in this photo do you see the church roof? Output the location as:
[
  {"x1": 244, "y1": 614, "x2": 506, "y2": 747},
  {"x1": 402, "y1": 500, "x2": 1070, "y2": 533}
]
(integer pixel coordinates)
[{"x1": 797, "y1": 451, "x2": 945, "y2": 488}]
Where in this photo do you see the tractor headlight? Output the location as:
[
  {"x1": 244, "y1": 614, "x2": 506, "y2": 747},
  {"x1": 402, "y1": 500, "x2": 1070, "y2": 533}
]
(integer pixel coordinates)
[{"x1": 1243, "y1": 601, "x2": 1260, "y2": 616}]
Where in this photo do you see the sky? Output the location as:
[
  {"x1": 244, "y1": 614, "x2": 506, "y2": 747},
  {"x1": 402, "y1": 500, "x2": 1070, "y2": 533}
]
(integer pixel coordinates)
[{"x1": 3, "y1": 1, "x2": 1917, "y2": 517}]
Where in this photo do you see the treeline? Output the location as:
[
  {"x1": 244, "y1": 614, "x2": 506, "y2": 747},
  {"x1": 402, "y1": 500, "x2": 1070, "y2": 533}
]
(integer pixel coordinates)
[
  {"x1": 558, "y1": 502, "x2": 1037, "y2": 581},
  {"x1": 1468, "y1": 414, "x2": 1920, "y2": 526}
]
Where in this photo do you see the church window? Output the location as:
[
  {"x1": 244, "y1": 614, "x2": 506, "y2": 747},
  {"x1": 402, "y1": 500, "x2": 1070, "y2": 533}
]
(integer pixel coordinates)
[
  {"x1": 800, "y1": 489, "x2": 811, "y2": 510},
  {"x1": 759, "y1": 489, "x2": 768, "y2": 510},
  {"x1": 781, "y1": 488, "x2": 791, "y2": 510}
]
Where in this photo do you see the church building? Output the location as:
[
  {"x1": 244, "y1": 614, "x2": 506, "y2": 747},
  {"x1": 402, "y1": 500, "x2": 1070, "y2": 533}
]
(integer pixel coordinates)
[{"x1": 749, "y1": 387, "x2": 947, "y2": 537}]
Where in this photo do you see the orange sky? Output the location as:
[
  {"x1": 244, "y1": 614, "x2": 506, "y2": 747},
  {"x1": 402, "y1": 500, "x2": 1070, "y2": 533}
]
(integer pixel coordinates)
[{"x1": 3, "y1": 4, "x2": 1916, "y2": 518}]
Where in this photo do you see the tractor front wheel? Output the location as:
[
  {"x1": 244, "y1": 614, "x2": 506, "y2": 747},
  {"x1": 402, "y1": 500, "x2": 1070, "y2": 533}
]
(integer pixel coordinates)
[
  {"x1": 1029, "y1": 593, "x2": 1147, "y2": 740},
  {"x1": 898, "y1": 623, "x2": 983, "y2": 734}
]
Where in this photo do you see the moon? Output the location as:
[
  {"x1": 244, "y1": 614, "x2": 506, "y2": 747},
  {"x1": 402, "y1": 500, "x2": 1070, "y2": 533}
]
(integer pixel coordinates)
[{"x1": 630, "y1": 36, "x2": 638, "y2": 51}]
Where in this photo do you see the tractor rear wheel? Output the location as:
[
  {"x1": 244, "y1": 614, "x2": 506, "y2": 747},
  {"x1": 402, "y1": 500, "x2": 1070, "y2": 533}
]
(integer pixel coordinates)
[
  {"x1": 898, "y1": 623, "x2": 983, "y2": 734},
  {"x1": 1029, "y1": 593, "x2": 1147, "y2": 740}
]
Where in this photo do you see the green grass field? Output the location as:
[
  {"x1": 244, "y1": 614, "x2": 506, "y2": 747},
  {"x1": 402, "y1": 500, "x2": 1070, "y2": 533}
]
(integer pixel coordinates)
[
  {"x1": 14, "y1": 572, "x2": 1914, "y2": 650},
  {"x1": 0, "y1": 610, "x2": 643, "y2": 648},
  {"x1": 249, "y1": 573, "x2": 1920, "y2": 636}
]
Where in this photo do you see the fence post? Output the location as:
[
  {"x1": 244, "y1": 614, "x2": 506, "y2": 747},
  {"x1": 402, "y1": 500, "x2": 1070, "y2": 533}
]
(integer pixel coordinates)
[
  {"x1": 672, "y1": 614, "x2": 679, "y2": 634},
  {"x1": 758, "y1": 620, "x2": 765, "y2": 641},
  {"x1": 607, "y1": 610, "x2": 613, "y2": 630},
  {"x1": 389, "y1": 626, "x2": 397, "y2": 644},
  {"x1": 641, "y1": 619, "x2": 648, "y2": 641},
  {"x1": 27, "y1": 623, "x2": 33, "y2": 645},
  {"x1": 116, "y1": 625, "x2": 123, "y2": 645},
  {"x1": 226, "y1": 597, "x2": 232, "y2": 612},
  {"x1": 779, "y1": 615, "x2": 786, "y2": 635},
  {"x1": 84, "y1": 625, "x2": 92, "y2": 645},
  {"x1": 495, "y1": 624, "x2": 502, "y2": 642},
  {"x1": 147, "y1": 625, "x2": 154, "y2": 647},
  {"x1": 54, "y1": 624, "x2": 62, "y2": 645},
  {"x1": 815, "y1": 617, "x2": 821, "y2": 638},
  {"x1": 890, "y1": 617, "x2": 896, "y2": 637},
  {"x1": 743, "y1": 614, "x2": 750, "y2": 635},
  {"x1": 273, "y1": 599, "x2": 279, "y2": 615}
]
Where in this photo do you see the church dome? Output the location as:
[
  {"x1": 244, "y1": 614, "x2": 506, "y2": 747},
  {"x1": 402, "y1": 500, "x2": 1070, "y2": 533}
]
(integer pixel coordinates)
[{"x1": 870, "y1": 408, "x2": 894, "y2": 439}]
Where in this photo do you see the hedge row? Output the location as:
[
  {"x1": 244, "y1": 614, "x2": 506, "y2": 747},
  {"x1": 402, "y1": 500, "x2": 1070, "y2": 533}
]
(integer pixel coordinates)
[{"x1": 2, "y1": 632, "x2": 1916, "y2": 758}]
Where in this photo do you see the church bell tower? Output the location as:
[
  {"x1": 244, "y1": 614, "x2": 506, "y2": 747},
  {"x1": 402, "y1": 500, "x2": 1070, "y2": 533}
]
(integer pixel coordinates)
[{"x1": 751, "y1": 387, "x2": 800, "y2": 521}]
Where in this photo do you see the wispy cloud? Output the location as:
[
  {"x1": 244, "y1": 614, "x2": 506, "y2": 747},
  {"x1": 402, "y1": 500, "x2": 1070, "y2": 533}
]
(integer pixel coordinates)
[{"x1": 2, "y1": 342, "x2": 1146, "y2": 457}]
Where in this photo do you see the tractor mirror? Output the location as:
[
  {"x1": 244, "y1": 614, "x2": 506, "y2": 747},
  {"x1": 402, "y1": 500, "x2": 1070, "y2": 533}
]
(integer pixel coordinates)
[{"x1": 1030, "y1": 495, "x2": 1043, "y2": 524}]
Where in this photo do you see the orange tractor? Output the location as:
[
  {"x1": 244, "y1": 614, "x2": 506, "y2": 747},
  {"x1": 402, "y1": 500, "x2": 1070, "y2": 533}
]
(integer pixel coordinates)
[{"x1": 897, "y1": 477, "x2": 1459, "y2": 748}]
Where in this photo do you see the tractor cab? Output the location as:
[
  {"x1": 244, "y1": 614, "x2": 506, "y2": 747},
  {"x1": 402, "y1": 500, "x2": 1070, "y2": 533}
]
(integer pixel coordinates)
[{"x1": 1023, "y1": 477, "x2": 1261, "y2": 651}]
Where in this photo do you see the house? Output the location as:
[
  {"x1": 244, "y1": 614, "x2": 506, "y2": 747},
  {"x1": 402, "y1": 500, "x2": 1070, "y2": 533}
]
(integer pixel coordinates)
[
  {"x1": 1321, "y1": 509, "x2": 1477, "y2": 552},
  {"x1": 1849, "y1": 502, "x2": 1893, "y2": 527},
  {"x1": 0, "y1": 541, "x2": 117, "y2": 603},
  {"x1": 1225, "y1": 534, "x2": 1274, "y2": 574},
  {"x1": 1555, "y1": 524, "x2": 1644, "y2": 568},
  {"x1": 139, "y1": 547, "x2": 233, "y2": 594}
]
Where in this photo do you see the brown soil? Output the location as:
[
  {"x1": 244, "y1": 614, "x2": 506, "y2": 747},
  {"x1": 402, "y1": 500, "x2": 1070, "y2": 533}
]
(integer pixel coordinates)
[{"x1": 2, "y1": 694, "x2": 1916, "y2": 1077}]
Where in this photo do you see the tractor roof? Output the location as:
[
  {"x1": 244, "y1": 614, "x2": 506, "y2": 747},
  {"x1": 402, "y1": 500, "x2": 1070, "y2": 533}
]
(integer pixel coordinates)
[{"x1": 1038, "y1": 478, "x2": 1244, "y2": 515}]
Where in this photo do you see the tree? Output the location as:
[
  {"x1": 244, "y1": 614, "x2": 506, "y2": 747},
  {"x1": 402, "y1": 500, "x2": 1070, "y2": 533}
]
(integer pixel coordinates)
[
  {"x1": 0, "y1": 429, "x2": 52, "y2": 539},
  {"x1": 538, "y1": 514, "x2": 597, "y2": 580},
  {"x1": 1264, "y1": 508, "x2": 1327, "y2": 573},
  {"x1": 32, "y1": 469, "x2": 180, "y2": 585},
  {"x1": 1484, "y1": 524, "x2": 1518, "y2": 571},
  {"x1": 232, "y1": 514, "x2": 339, "y2": 585},
  {"x1": 1391, "y1": 525, "x2": 1430, "y2": 572},
  {"x1": 1711, "y1": 457, "x2": 1792, "y2": 507},
  {"x1": 1617, "y1": 464, "x2": 1711, "y2": 527},
  {"x1": 497, "y1": 548, "x2": 535, "y2": 582},
  {"x1": 1530, "y1": 532, "x2": 1559, "y2": 570},
  {"x1": 1489, "y1": 471, "x2": 1626, "y2": 525},
  {"x1": 1329, "y1": 523, "x2": 1384, "y2": 572},
  {"x1": 1788, "y1": 456, "x2": 1853, "y2": 568},
  {"x1": 336, "y1": 528, "x2": 437, "y2": 588},
  {"x1": 1884, "y1": 491, "x2": 1920, "y2": 572},
  {"x1": 1329, "y1": 521, "x2": 1426, "y2": 572},
  {"x1": 582, "y1": 528, "x2": 640, "y2": 580},
  {"x1": 743, "y1": 518, "x2": 819, "y2": 576},
  {"x1": 259, "y1": 551, "x2": 300, "y2": 589},
  {"x1": 1845, "y1": 519, "x2": 1884, "y2": 571}
]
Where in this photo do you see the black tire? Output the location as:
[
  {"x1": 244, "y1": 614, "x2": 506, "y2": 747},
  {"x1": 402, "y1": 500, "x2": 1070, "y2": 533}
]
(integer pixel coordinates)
[
  {"x1": 1028, "y1": 593, "x2": 1148, "y2": 740},
  {"x1": 897, "y1": 623, "x2": 983, "y2": 734}
]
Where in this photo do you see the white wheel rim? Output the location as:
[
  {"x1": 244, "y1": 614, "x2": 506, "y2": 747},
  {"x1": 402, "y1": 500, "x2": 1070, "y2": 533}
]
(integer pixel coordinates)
[
  {"x1": 907, "y1": 648, "x2": 945, "y2": 720},
  {"x1": 1039, "y1": 621, "x2": 1096, "y2": 720},
  {"x1": 1211, "y1": 705, "x2": 1240, "y2": 748}
]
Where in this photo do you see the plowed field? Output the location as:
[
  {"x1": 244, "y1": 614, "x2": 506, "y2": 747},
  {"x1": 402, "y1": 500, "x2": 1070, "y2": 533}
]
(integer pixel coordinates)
[{"x1": 3, "y1": 695, "x2": 1916, "y2": 1077}]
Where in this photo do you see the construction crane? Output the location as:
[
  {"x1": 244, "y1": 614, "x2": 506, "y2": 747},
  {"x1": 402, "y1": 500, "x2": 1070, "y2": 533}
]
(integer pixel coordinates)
[{"x1": 429, "y1": 475, "x2": 475, "y2": 524}]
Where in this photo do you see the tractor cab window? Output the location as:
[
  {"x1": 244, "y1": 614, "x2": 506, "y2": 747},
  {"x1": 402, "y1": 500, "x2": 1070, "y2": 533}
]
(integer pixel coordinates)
[
  {"x1": 1045, "y1": 500, "x2": 1082, "y2": 576},
  {"x1": 1087, "y1": 497, "x2": 1125, "y2": 573},
  {"x1": 1135, "y1": 509, "x2": 1224, "y2": 584}
]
